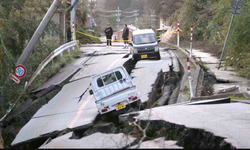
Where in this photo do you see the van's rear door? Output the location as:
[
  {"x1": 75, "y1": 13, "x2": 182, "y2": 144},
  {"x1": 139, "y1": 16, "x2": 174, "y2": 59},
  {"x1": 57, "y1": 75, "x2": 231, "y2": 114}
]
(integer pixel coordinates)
[{"x1": 91, "y1": 66, "x2": 134, "y2": 101}]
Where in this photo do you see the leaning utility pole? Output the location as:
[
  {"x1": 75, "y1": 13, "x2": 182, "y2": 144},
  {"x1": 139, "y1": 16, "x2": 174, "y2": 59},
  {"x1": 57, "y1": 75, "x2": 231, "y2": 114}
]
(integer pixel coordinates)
[
  {"x1": 218, "y1": 0, "x2": 243, "y2": 69},
  {"x1": 16, "y1": 0, "x2": 62, "y2": 66}
]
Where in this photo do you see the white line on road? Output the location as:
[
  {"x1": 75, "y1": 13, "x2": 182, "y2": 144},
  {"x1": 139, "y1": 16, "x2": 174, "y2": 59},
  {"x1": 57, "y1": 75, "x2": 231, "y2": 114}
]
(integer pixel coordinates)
[
  {"x1": 67, "y1": 57, "x2": 121, "y2": 128},
  {"x1": 107, "y1": 58, "x2": 121, "y2": 70},
  {"x1": 67, "y1": 95, "x2": 93, "y2": 128}
]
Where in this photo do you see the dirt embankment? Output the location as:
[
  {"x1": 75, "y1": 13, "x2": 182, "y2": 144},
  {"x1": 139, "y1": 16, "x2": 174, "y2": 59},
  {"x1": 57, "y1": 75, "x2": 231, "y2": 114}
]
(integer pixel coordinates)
[{"x1": 164, "y1": 28, "x2": 222, "y2": 58}]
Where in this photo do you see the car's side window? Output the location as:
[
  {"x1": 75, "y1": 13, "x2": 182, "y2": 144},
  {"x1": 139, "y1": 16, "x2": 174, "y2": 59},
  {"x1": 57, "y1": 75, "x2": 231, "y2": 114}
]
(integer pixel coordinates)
[{"x1": 97, "y1": 78, "x2": 104, "y2": 87}]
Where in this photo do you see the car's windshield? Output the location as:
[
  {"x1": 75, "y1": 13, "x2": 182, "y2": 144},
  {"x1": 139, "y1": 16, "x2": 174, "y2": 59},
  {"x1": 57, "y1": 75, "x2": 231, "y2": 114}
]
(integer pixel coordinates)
[{"x1": 133, "y1": 33, "x2": 157, "y2": 45}]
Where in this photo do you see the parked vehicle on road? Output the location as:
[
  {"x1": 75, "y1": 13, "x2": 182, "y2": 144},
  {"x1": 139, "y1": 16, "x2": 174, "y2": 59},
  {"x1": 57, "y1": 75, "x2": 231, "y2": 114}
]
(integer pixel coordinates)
[
  {"x1": 129, "y1": 29, "x2": 161, "y2": 60},
  {"x1": 89, "y1": 66, "x2": 141, "y2": 115}
]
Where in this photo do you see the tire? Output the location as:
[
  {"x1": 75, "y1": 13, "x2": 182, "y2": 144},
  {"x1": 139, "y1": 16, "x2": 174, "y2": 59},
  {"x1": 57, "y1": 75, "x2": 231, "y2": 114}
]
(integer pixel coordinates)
[
  {"x1": 132, "y1": 54, "x2": 138, "y2": 61},
  {"x1": 132, "y1": 100, "x2": 143, "y2": 111},
  {"x1": 156, "y1": 52, "x2": 161, "y2": 60}
]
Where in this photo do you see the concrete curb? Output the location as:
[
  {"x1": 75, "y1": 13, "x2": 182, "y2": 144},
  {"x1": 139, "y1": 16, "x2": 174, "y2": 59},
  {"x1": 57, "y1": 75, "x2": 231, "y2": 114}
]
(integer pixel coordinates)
[
  {"x1": 178, "y1": 47, "x2": 201, "y2": 97},
  {"x1": 168, "y1": 44, "x2": 201, "y2": 103}
]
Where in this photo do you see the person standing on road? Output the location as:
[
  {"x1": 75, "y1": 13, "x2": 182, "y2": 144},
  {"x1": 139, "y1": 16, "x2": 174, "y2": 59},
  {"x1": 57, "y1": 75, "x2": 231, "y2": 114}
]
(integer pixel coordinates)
[
  {"x1": 122, "y1": 24, "x2": 129, "y2": 48},
  {"x1": 67, "y1": 27, "x2": 72, "y2": 42},
  {"x1": 104, "y1": 23, "x2": 113, "y2": 47}
]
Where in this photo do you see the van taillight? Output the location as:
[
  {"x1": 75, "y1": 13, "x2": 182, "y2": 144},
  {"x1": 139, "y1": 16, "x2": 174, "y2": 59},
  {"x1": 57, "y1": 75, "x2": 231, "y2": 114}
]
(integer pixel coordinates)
[
  {"x1": 101, "y1": 109, "x2": 108, "y2": 113},
  {"x1": 129, "y1": 96, "x2": 137, "y2": 101},
  {"x1": 101, "y1": 106, "x2": 109, "y2": 113}
]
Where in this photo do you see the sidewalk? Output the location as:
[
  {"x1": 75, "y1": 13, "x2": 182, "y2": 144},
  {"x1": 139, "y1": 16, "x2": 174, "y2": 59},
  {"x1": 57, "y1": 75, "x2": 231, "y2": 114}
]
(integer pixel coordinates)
[{"x1": 174, "y1": 44, "x2": 250, "y2": 102}]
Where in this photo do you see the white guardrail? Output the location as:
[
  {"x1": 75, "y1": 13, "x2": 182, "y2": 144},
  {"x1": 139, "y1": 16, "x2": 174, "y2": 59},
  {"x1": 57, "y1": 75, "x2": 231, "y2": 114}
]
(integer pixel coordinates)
[
  {"x1": 26, "y1": 40, "x2": 79, "y2": 89},
  {"x1": 0, "y1": 40, "x2": 79, "y2": 122}
]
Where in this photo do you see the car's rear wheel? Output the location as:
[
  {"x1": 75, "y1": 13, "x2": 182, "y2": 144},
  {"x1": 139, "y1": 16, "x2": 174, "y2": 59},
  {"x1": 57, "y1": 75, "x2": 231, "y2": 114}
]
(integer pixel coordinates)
[{"x1": 132, "y1": 54, "x2": 138, "y2": 61}]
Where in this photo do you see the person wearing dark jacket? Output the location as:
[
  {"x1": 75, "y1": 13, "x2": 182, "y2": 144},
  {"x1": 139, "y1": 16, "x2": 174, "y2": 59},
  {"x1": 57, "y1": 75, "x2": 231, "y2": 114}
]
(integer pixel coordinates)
[
  {"x1": 122, "y1": 24, "x2": 129, "y2": 48},
  {"x1": 104, "y1": 23, "x2": 113, "y2": 47}
]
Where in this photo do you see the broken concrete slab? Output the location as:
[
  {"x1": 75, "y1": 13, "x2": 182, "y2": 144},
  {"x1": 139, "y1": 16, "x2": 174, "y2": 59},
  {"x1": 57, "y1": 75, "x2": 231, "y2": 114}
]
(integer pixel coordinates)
[
  {"x1": 119, "y1": 112, "x2": 140, "y2": 124},
  {"x1": 39, "y1": 132, "x2": 136, "y2": 149},
  {"x1": 33, "y1": 85, "x2": 57, "y2": 98},
  {"x1": 155, "y1": 86, "x2": 171, "y2": 107},
  {"x1": 128, "y1": 102, "x2": 250, "y2": 148},
  {"x1": 190, "y1": 92, "x2": 247, "y2": 101},
  {"x1": 217, "y1": 85, "x2": 239, "y2": 94},
  {"x1": 188, "y1": 97, "x2": 231, "y2": 105},
  {"x1": 129, "y1": 137, "x2": 182, "y2": 149},
  {"x1": 83, "y1": 122, "x2": 117, "y2": 136}
]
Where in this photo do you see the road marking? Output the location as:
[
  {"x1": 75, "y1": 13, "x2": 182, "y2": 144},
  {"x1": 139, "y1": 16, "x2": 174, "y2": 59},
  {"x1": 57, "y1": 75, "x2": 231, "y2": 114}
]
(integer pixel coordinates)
[
  {"x1": 68, "y1": 57, "x2": 121, "y2": 128},
  {"x1": 107, "y1": 58, "x2": 120, "y2": 70},
  {"x1": 68, "y1": 95, "x2": 93, "y2": 128}
]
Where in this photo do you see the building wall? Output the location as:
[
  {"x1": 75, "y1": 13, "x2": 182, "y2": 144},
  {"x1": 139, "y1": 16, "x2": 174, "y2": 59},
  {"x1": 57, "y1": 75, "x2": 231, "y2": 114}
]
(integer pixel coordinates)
[
  {"x1": 51, "y1": 11, "x2": 66, "y2": 45},
  {"x1": 116, "y1": 31, "x2": 132, "y2": 41}
]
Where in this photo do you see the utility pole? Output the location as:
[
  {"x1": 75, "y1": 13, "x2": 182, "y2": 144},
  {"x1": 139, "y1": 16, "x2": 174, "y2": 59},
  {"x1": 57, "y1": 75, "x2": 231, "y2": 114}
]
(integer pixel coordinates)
[
  {"x1": 70, "y1": 0, "x2": 76, "y2": 41},
  {"x1": 116, "y1": 6, "x2": 121, "y2": 32},
  {"x1": 150, "y1": 13, "x2": 157, "y2": 28},
  {"x1": 89, "y1": 0, "x2": 93, "y2": 29},
  {"x1": 134, "y1": 10, "x2": 139, "y2": 29},
  {"x1": 218, "y1": 0, "x2": 243, "y2": 69},
  {"x1": 16, "y1": 0, "x2": 62, "y2": 66}
]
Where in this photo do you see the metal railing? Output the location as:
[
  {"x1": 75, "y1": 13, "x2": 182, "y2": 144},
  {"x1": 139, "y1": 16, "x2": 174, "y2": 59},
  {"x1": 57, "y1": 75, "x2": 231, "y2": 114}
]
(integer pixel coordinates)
[
  {"x1": 55, "y1": 41, "x2": 78, "y2": 57},
  {"x1": 0, "y1": 40, "x2": 79, "y2": 122},
  {"x1": 26, "y1": 40, "x2": 79, "y2": 89}
]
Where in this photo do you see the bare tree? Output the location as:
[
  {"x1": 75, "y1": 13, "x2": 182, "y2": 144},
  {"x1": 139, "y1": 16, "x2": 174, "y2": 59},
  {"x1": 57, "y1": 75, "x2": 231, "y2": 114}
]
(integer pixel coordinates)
[{"x1": 146, "y1": 0, "x2": 183, "y2": 19}]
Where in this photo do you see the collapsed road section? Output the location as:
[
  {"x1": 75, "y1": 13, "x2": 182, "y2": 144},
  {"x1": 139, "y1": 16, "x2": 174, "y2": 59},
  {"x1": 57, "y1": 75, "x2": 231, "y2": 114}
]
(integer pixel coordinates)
[
  {"x1": 2, "y1": 47, "x2": 238, "y2": 149},
  {"x1": 2, "y1": 48, "x2": 182, "y2": 149}
]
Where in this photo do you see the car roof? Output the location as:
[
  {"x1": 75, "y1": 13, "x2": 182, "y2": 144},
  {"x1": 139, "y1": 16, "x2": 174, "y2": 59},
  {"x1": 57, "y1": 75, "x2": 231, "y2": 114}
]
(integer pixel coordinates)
[{"x1": 132, "y1": 29, "x2": 155, "y2": 35}]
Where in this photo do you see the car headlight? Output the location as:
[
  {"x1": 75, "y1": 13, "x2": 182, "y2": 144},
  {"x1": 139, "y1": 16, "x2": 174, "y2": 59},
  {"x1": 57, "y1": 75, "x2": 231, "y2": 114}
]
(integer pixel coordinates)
[{"x1": 154, "y1": 46, "x2": 159, "y2": 51}]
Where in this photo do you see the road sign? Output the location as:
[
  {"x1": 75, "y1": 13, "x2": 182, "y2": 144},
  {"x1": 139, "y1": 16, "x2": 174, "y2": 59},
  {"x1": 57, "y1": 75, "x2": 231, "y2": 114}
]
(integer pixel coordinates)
[
  {"x1": 10, "y1": 74, "x2": 20, "y2": 84},
  {"x1": 232, "y1": 0, "x2": 243, "y2": 9},
  {"x1": 15, "y1": 65, "x2": 27, "y2": 79}
]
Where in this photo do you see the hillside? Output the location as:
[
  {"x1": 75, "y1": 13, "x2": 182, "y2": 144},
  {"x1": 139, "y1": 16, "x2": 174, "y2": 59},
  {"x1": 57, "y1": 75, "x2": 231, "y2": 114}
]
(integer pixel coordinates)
[{"x1": 167, "y1": 0, "x2": 250, "y2": 79}]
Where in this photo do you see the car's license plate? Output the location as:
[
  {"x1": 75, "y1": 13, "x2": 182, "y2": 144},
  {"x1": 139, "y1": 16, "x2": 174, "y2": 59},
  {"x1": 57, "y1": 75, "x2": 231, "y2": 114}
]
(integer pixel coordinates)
[
  {"x1": 141, "y1": 54, "x2": 148, "y2": 58},
  {"x1": 116, "y1": 103, "x2": 125, "y2": 110}
]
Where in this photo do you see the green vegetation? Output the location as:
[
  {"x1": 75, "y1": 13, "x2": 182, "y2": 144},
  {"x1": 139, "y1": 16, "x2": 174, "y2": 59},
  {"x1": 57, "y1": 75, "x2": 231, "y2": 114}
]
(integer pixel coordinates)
[
  {"x1": 169, "y1": 0, "x2": 250, "y2": 79},
  {"x1": 0, "y1": 0, "x2": 96, "y2": 119},
  {"x1": 31, "y1": 50, "x2": 81, "y2": 90},
  {"x1": 228, "y1": 96, "x2": 250, "y2": 100},
  {"x1": 76, "y1": 27, "x2": 102, "y2": 44},
  {"x1": 195, "y1": 57, "x2": 210, "y2": 71},
  {"x1": 0, "y1": 0, "x2": 61, "y2": 118},
  {"x1": 159, "y1": 43, "x2": 177, "y2": 49}
]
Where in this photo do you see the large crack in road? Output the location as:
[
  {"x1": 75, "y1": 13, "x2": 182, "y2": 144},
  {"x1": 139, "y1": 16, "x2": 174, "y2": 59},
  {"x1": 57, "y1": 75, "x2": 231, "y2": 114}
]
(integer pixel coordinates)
[{"x1": 2, "y1": 49, "x2": 236, "y2": 149}]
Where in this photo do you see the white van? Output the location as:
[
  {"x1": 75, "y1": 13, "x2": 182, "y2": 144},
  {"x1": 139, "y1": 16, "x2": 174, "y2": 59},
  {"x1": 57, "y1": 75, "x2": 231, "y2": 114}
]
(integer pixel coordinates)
[{"x1": 89, "y1": 66, "x2": 141, "y2": 115}]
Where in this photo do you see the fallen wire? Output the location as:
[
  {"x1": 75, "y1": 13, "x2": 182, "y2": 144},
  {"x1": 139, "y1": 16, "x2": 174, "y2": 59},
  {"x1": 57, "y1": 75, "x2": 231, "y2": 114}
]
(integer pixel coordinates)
[{"x1": 77, "y1": 83, "x2": 91, "y2": 103}]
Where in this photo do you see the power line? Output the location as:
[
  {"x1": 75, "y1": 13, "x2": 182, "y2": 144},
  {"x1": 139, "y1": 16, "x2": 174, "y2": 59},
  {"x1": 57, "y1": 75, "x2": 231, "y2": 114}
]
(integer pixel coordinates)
[
  {"x1": 96, "y1": 14, "x2": 116, "y2": 17},
  {"x1": 121, "y1": 10, "x2": 137, "y2": 14},
  {"x1": 95, "y1": 10, "x2": 118, "y2": 13}
]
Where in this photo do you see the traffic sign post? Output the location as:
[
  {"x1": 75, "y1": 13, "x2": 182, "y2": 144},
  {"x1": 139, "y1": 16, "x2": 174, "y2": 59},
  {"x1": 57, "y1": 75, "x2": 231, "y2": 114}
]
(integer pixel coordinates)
[{"x1": 15, "y1": 65, "x2": 27, "y2": 79}]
